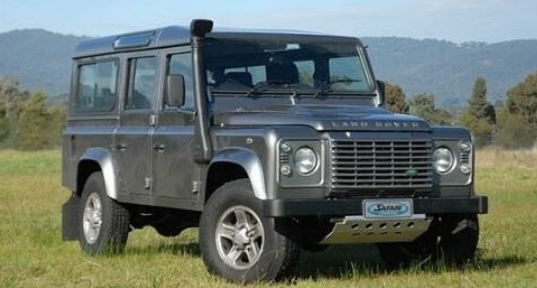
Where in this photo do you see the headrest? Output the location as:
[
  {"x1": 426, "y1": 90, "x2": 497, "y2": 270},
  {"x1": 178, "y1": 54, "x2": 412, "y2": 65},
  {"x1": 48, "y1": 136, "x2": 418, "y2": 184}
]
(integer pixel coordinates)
[
  {"x1": 224, "y1": 71, "x2": 253, "y2": 87},
  {"x1": 266, "y1": 61, "x2": 299, "y2": 84}
]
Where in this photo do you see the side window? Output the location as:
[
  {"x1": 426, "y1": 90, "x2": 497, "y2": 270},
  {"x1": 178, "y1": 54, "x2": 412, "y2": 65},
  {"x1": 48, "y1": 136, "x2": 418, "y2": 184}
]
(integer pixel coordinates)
[
  {"x1": 75, "y1": 60, "x2": 118, "y2": 113},
  {"x1": 125, "y1": 57, "x2": 157, "y2": 110},
  {"x1": 168, "y1": 53, "x2": 194, "y2": 109}
]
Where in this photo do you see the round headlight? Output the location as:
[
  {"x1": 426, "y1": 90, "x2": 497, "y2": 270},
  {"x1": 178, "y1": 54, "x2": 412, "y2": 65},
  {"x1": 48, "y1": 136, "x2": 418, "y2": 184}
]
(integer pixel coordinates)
[
  {"x1": 433, "y1": 147, "x2": 454, "y2": 174},
  {"x1": 294, "y1": 147, "x2": 317, "y2": 175}
]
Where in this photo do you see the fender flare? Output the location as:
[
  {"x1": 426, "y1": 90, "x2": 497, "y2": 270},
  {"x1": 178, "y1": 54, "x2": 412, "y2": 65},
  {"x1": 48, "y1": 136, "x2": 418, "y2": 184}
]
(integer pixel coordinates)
[
  {"x1": 208, "y1": 148, "x2": 268, "y2": 200},
  {"x1": 77, "y1": 148, "x2": 119, "y2": 199}
]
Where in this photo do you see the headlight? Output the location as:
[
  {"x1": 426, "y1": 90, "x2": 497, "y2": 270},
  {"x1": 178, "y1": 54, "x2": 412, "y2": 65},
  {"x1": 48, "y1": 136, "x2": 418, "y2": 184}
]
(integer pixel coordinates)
[
  {"x1": 294, "y1": 147, "x2": 317, "y2": 175},
  {"x1": 433, "y1": 147, "x2": 454, "y2": 174}
]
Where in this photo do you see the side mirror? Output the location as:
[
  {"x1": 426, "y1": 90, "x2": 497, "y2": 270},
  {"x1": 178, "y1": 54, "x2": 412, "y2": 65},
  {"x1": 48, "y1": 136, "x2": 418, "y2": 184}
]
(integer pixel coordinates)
[
  {"x1": 376, "y1": 80, "x2": 386, "y2": 106},
  {"x1": 166, "y1": 74, "x2": 185, "y2": 107}
]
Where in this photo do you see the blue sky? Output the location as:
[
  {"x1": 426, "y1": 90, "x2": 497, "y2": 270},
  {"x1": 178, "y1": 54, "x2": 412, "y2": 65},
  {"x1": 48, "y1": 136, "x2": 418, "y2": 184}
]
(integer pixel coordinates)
[{"x1": 1, "y1": 0, "x2": 536, "y2": 42}]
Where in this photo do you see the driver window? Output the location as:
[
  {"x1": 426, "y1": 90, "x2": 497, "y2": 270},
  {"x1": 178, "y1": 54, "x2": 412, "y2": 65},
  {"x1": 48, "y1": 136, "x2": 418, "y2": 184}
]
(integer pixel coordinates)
[{"x1": 168, "y1": 53, "x2": 194, "y2": 109}]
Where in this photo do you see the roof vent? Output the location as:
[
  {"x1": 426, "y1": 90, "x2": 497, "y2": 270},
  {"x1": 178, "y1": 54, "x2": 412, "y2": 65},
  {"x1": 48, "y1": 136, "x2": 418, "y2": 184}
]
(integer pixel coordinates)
[{"x1": 114, "y1": 31, "x2": 155, "y2": 49}]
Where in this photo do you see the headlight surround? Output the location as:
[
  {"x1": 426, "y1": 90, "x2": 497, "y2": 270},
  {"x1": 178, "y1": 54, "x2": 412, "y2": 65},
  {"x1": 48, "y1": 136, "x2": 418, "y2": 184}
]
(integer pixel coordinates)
[
  {"x1": 433, "y1": 147, "x2": 454, "y2": 174},
  {"x1": 294, "y1": 147, "x2": 317, "y2": 175}
]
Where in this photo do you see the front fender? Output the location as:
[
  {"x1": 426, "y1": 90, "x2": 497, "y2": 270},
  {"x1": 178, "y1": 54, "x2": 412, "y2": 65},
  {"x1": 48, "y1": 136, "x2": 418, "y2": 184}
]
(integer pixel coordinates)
[
  {"x1": 209, "y1": 148, "x2": 268, "y2": 199},
  {"x1": 78, "y1": 148, "x2": 119, "y2": 199}
]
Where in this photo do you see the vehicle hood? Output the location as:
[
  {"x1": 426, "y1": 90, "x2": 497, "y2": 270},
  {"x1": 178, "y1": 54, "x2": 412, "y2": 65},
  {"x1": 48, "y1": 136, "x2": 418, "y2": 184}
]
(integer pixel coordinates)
[{"x1": 214, "y1": 105, "x2": 431, "y2": 132}]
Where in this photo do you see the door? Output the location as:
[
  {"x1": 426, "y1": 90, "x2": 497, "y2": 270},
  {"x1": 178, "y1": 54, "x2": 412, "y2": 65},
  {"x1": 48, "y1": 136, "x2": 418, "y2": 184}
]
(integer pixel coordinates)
[
  {"x1": 115, "y1": 53, "x2": 160, "y2": 196},
  {"x1": 151, "y1": 48, "x2": 197, "y2": 199}
]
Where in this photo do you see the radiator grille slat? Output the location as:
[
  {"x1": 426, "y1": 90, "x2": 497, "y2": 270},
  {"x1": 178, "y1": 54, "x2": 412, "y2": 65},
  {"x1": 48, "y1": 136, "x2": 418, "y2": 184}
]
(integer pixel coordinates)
[{"x1": 331, "y1": 139, "x2": 434, "y2": 191}]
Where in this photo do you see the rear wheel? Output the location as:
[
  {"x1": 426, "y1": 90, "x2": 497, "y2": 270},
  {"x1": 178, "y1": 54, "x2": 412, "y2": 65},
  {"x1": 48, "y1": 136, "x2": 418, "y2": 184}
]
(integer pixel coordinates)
[
  {"x1": 199, "y1": 179, "x2": 300, "y2": 283},
  {"x1": 377, "y1": 214, "x2": 479, "y2": 269},
  {"x1": 78, "y1": 172, "x2": 130, "y2": 255}
]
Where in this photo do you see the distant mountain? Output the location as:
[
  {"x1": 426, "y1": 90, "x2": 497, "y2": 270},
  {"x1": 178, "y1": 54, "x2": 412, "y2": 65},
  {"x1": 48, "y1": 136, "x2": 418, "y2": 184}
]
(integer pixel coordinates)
[
  {"x1": 0, "y1": 29, "x2": 86, "y2": 96},
  {"x1": 1, "y1": 29, "x2": 537, "y2": 107},
  {"x1": 363, "y1": 37, "x2": 537, "y2": 106}
]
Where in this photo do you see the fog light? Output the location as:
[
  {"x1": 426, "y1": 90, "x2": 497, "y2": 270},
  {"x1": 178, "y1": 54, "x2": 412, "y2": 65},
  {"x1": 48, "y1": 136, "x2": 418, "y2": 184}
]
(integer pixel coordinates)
[
  {"x1": 461, "y1": 163, "x2": 472, "y2": 175},
  {"x1": 280, "y1": 164, "x2": 292, "y2": 176}
]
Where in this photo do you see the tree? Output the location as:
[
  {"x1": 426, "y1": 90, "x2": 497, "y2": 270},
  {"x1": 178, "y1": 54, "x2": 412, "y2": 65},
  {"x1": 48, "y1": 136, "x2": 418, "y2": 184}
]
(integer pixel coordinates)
[
  {"x1": 15, "y1": 91, "x2": 57, "y2": 150},
  {"x1": 494, "y1": 71, "x2": 537, "y2": 148},
  {"x1": 460, "y1": 77, "x2": 496, "y2": 147},
  {"x1": 494, "y1": 104, "x2": 537, "y2": 149},
  {"x1": 384, "y1": 82, "x2": 409, "y2": 114},
  {"x1": 0, "y1": 77, "x2": 30, "y2": 145},
  {"x1": 409, "y1": 93, "x2": 452, "y2": 125}
]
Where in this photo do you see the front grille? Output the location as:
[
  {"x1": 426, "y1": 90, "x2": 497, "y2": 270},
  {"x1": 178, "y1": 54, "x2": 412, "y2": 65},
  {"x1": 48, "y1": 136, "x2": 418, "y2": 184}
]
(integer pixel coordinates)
[{"x1": 331, "y1": 139, "x2": 433, "y2": 192}]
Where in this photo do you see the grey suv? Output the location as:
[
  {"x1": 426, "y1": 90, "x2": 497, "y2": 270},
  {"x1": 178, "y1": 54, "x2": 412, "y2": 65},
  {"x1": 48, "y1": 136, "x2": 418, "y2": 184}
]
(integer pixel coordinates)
[{"x1": 61, "y1": 19, "x2": 488, "y2": 283}]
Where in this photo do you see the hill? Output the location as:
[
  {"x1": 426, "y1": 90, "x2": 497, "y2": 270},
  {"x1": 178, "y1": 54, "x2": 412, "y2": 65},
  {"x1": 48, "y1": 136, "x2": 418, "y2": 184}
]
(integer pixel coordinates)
[
  {"x1": 1, "y1": 29, "x2": 537, "y2": 107},
  {"x1": 0, "y1": 29, "x2": 86, "y2": 96},
  {"x1": 363, "y1": 37, "x2": 537, "y2": 106}
]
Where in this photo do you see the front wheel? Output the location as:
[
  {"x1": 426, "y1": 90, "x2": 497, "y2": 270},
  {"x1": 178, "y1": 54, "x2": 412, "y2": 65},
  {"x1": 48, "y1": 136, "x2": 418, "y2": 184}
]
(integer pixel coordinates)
[
  {"x1": 199, "y1": 179, "x2": 300, "y2": 283},
  {"x1": 78, "y1": 172, "x2": 130, "y2": 255},
  {"x1": 377, "y1": 214, "x2": 479, "y2": 269}
]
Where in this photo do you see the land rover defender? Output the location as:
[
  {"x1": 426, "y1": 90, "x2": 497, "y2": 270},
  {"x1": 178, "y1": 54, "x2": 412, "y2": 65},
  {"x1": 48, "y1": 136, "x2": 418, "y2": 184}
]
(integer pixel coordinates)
[{"x1": 62, "y1": 19, "x2": 488, "y2": 282}]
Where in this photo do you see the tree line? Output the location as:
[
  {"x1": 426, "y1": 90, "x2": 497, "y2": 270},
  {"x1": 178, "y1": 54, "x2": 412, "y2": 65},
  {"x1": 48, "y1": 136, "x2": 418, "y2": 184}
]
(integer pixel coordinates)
[
  {"x1": 0, "y1": 78, "x2": 66, "y2": 150},
  {"x1": 385, "y1": 69, "x2": 537, "y2": 149},
  {"x1": 2, "y1": 69, "x2": 537, "y2": 150}
]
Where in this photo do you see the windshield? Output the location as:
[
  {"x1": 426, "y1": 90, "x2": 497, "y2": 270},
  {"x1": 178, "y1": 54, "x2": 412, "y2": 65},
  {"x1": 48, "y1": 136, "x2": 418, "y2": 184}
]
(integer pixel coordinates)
[{"x1": 204, "y1": 37, "x2": 374, "y2": 95}]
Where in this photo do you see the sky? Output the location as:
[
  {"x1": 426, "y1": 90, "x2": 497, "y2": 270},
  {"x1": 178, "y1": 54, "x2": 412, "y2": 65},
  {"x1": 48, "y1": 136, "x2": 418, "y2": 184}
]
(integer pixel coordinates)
[{"x1": 0, "y1": 0, "x2": 536, "y2": 43}]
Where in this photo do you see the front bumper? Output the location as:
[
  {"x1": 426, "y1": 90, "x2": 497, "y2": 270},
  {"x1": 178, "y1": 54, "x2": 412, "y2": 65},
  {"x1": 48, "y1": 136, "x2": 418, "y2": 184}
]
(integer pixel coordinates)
[{"x1": 262, "y1": 196, "x2": 488, "y2": 217}]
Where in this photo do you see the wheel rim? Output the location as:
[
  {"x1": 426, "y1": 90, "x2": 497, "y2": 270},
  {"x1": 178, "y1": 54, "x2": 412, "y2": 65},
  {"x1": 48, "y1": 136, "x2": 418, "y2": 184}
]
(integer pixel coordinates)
[
  {"x1": 215, "y1": 205, "x2": 265, "y2": 270},
  {"x1": 82, "y1": 192, "x2": 102, "y2": 244}
]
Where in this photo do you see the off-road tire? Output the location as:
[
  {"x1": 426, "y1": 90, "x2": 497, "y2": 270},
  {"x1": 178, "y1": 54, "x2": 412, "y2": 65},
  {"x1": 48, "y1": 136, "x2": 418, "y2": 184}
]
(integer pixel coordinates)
[
  {"x1": 78, "y1": 172, "x2": 130, "y2": 255},
  {"x1": 154, "y1": 223, "x2": 185, "y2": 237},
  {"x1": 199, "y1": 179, "x2": 300, "y2": 283},
  {"x1": 377, "y1": 214, "x2": 479, "y2": 269}
]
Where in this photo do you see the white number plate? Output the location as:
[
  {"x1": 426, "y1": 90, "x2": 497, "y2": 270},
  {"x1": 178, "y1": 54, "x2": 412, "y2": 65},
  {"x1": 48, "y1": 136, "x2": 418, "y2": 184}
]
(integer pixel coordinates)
[{"x1": 363, "y1": 199, "x2": 413, "y2": 219}]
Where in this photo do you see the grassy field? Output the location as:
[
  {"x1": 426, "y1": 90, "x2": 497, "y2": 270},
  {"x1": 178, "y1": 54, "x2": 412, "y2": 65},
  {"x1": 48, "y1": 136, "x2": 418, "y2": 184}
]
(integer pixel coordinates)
[{"x1": 1, "y1": 149, "x2": 537, "y2": 287}]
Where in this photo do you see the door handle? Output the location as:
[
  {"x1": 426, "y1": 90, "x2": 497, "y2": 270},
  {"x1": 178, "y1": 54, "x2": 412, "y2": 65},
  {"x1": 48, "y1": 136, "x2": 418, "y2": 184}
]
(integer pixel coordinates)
[
  {"x1": 117, "y1": 143, "x2": 127, "y2": 151},
  {"x1": 153, "y1": 144, "x2": 165, "y2": 152}
]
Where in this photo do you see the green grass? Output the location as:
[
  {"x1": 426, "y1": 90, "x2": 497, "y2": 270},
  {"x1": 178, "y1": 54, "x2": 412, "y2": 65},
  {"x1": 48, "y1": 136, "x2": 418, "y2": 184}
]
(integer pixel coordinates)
[{"x1": 1, "y1": 149, "x2": 537, "y2": 287}]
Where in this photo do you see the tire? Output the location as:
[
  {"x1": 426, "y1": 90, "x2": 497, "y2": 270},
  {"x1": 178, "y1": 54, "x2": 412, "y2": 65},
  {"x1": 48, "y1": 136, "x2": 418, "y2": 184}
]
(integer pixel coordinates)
[
  {"x1": 199, "y1": 179, "x2": 300, "y2": 283},
  {"x1": 78, "y1": 172, "x2": 130, "y2": 255},
  {"x1": 377, "y1": 214, "x2": 479, "y2": 269},
  {"x1": 154, "y1": 223, "x2": 185, "y2": 237}
]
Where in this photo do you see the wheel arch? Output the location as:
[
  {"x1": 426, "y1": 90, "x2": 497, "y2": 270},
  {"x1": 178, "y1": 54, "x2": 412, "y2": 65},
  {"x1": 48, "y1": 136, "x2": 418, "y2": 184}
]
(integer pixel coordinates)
[
  {"x1": 76, "y1": 148, "x2": 119, "y2": 199},
  {"x1": 205, "y1": 148, "x2": 268, "y2": 202}
]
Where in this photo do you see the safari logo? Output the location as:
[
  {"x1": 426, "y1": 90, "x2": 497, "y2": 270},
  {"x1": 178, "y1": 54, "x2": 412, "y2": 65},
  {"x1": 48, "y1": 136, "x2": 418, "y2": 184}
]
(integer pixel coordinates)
[{"x1": 368, "y1": 203, "x2": 410, "y2": 216}]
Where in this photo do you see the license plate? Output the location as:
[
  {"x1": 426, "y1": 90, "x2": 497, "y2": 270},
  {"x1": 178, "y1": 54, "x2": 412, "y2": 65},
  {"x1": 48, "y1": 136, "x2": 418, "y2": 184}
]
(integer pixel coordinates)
[{"x1": 363, "y1": 199, "x2": 413, "y2": 219}]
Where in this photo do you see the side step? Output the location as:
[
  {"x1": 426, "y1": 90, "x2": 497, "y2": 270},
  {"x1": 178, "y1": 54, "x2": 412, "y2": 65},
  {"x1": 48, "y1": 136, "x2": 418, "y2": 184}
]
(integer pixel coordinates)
[{"x1": 320, "y1": 215, "x2": 432, "y2": 244}]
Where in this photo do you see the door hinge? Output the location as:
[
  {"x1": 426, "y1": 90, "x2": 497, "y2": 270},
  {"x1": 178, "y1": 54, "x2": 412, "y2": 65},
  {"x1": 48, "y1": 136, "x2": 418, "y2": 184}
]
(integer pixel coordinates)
[
  {"x1": 144, "y1": 177, "x2": 153, "y2": 190},
  {"x1": 192, "y1": 181, "x2": 201, "y2": 194}
]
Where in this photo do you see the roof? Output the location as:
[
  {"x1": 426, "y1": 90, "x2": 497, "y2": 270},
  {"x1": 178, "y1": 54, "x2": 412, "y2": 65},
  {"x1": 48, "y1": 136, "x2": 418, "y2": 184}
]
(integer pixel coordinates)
[{"x1": 73, "y1": 26, "x2": 361, "y2": 59}]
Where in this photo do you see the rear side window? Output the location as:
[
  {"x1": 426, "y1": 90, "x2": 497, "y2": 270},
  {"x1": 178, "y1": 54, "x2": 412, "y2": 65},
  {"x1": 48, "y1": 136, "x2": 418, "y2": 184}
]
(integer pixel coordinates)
[
  {"x1": 125, "y1": 57, "x2": 158, "y2": 110},
  {"x1": 75, "y1": 60, "x2": 118, "y2": 113}
]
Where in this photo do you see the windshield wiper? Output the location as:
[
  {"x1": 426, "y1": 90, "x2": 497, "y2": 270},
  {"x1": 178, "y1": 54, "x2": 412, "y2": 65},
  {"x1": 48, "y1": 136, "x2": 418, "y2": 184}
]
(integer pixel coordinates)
[
  {"x1": 330, "y1": 78, "x2": 363, "y2": 85},
  {"x1": 244, "y1": 81, "x2": 277, "y2": 97},
  {"x1": 314, "y1": 81, "x2": 333, "y2": 98}
]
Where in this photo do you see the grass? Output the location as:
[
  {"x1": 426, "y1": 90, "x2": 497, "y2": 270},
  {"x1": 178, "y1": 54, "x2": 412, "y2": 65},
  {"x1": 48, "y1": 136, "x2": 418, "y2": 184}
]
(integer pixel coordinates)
[{"x1": 1, "y1": 148, "x2": 537, "y2": 287}]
